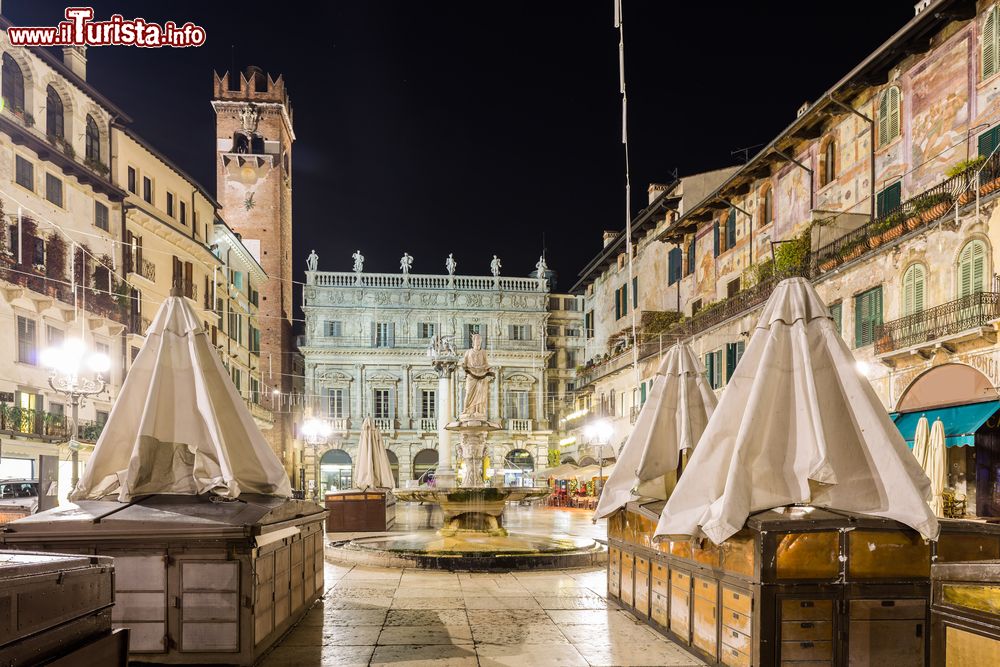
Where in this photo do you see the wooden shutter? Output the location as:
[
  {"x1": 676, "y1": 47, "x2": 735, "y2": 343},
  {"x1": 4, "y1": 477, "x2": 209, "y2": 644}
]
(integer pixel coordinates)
[
  {"x1": 830, "y1": 302, "x2": 842, "y2": 333},
  {"x1": 726, "y1": 209, "x2": 736, "y2": 248},
  {"x1": 713, "y1": 221, "x2": 720, "y2": 257},
  {"x1": 959, "y1": 241, "x2": 986, "y2": 297},
  {"x1": 902, "y1": 265, "x2": 925, "y2": 315},
  {"x1": 687, "y1": 239, "x2": 695, "y2": 275},
  {"x1": 632, "y1": 277, "x2": 637, "y2": 308},
  {"x1": 985, "y1": 6, "x2": 998, "y2": 80},
  {"x1": 979, "y1": 126, "x2": 1000, "y2": 158},
  {"x1": 878, "y1": 89, "x2": 889, "y2": 146},
  {"x1": 888, "y1": 86, "x2": 901, "y2": 141},
  {"x1": 725, "y1": 343, "x2": 736, "y2": 383}
]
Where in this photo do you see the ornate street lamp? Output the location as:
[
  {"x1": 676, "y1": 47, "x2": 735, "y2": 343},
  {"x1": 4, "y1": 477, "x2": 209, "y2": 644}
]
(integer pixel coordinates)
[
  {"x1": 301, "y1": 418, "x2": 332, "y2": 501},
  {"x1": 41, "y1": 338, "x2": 110, "y2": 488}
]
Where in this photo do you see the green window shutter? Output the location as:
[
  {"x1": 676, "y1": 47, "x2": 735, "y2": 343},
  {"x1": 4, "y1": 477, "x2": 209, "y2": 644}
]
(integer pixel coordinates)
[
  {"x1": 621, "y1": 285, "x2": 628, "y2": 317},
  {"x1": 878, "y1": 90, "x2": 889, "y2": 146},
  {"x1": 713, "y1": 222, "x2": 720, "y2": 257},
  {"x1": 888, "y1": 86, "x2": 901, "y2": 141},
  {"x1": 958, "y1": 241, "x2": 986, "y2": 297},
  {"x1": 902, "y1": 265, "x2": 925, "y2": 315},
  {"x1": 640, "y1": 382, "x2": 647, "y2": 405},
  {"x1": 876, "y1": 182, "x2": 902, "y2": 217},
  {"x1": 614, "y1": 289, "x2": 621, "y2": 320},
  {"x1": 687, "y1": 239, "x2": 696, "y2": 275},
  {"x1": 632, "y1": 276, "x2": 638, "y2": 308},
  {"x1": 725, "y1": 343, "x2": 736, "y2": 383},
  {"x1": 830, "y1": 302, "x2": 843, "y2": 334},
  {"x1": 973, "y1": 240, "x2": 986, "y2": 294},
  {"x1": 855, "y1": 288, "x2": 882, "y2": 347},
  {"x1": 714, "y1": 350, "x2": 723, "y2": 388},
  {"x1": 735, "y1": 341, "x2": 745, "y2": 368},
  {"x1": 726, "y1": 209, "x2": 737, "y2": 249},
  {"x1": 705, "y1": 353, "x2": 714, "y2": 388},
  {"x1": 979, "y1": 127, "x2": 1000, "y2": 158},
  {"x1": 985, "y1": 6, "x2": 998, "y2": 80}
]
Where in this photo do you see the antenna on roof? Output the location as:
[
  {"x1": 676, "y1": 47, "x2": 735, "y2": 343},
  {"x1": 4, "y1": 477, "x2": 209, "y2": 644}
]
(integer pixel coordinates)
[
  {"x1": 731, "y1": 143, "x2": 764, "y2": 164},
  {"x1": 670, "y1": 167, "x2": 679, "y2": 181}
]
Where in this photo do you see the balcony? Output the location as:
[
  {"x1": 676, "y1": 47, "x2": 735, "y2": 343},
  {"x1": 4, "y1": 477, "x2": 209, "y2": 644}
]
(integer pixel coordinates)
[
  {"x1": 373, "y1": 418, "x2": 393, "y2": 432},
  {"x1": 418, "y1": 417, "x2": 437, "y2": 433},
  {"x1": 813, "y1": 152, "x2": 1000, "y2": 276},
  {"x1": 247, "y1": 401, "x2": 273, "y2": 425},
  {"x1": 507, "y1": 419, "x2": 532, "y2": 433},
  {"x1": 874, "y1": 292, "x2": 1000, "y2": 358},
  {"x1": 0, "y1": 404, "x2": 104, "y2": 443},
  {"x1": 330, "y1": 417, "x2": 350, "y2": 432},
  {"x1": 126, "y1": 257, "x2": 156, "y2": 283},
  {"x1": 307, "y1": 271, "x2": 545, "y2": 293},
  {"x1": 303, "y1": 335, "x2": 543, "y2": 353}
]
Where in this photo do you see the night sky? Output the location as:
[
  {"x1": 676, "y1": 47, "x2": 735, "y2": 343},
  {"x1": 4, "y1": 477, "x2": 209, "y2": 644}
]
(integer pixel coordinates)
[{"x1": 7, "y1": 1, "x2": 908, "y2": 289}]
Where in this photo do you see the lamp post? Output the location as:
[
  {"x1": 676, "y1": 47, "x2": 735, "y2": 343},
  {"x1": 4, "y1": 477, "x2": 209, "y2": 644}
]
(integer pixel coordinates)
[
  {"x1": 41, "y1": 338, "x2": 110, "y2": 489},
  {"x1": 301, "y1": 417, "x2": 332, "y2": 501},
  {"x1": 584, "y1": 418, "x2": 614, "y2": 496}
]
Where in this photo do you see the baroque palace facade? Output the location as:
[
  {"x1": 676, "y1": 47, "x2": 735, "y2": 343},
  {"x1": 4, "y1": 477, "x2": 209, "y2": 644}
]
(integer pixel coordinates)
[
  {"x1": 300, "y1": 256, "x2": 582, "y2": 491},
  {"x1": 0, "y1": 17, "x2": 276, "y2": 499},
  {"x1": 574, "y1": 0, "x2": 1000, "y2": 518}
]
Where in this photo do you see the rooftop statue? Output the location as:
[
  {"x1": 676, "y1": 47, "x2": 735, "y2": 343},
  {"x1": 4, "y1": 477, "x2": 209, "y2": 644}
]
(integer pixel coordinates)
[
  {"x1": 490, "y1": 255, "x2": 502, "y2": 278},
  {"x1": 306, "y1": 249, "x2": 318, "y2": 272},
  {"x1": 446, "y1": 253, "x2": 457, "y2": 276},
  {"x1": 400, "y1": 252, "x2": 414, "y2": 274},
  {"x1": 352, "y1": 250, "x2": 364, "y2": 273}
]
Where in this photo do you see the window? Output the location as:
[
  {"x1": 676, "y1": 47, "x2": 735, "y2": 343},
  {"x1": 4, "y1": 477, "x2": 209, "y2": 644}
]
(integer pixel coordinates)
[
  {"x1": 249, "y1": 326, "x2": 260, "y2": 354},
  {"x1": 180, "y1": 201, "x2": 187, "y2": 225},
  {"x1": 45, "y1": 173, "x2": 62, "y2": 207},
  {"x1": 45, "y1": 85, "x2": 64, "y2": 139},
  {"x1": 505, "y1": 390, "x2": 529, "y2": 420},
  {"x1": 614, "y1": 283, "x2": 629, "y2": 319},
  {"x1": 691, "y1": 298, "x2": 703, "y2": 316},
  {"x1": 127, "y1": 166, "x2": 137, "y2": 193},
  {"x1": 958, "y1": 239, "x2": 987, "y2": 298},
  {"x1": 829, "y1": 302, "x2": 843, "y2": 334},
  {"x1": 421, "y1": 390, "x2": 437, "y2": 419},
  {"x1": 47, "y1": 325, "x2": 64, "y2": 346},
  {"x1": 16, "y1": 316, "x2": 36, "y2": 365},
  {"x1": 419, "y1": 322, "x2": 436, "y2": 338},
  {"x1": 327, "y1": 388, "x2": 346, "y2": 418},
  {"x1": 984, "y1": 4, "x2": 999, "y2": 80},
  {"x1": 32, "y1": 236, "x2": 44, "y2": 265},
  {"x1": 509, "y1": 324, "x2": 531, "y2": 340},
  {"x1": 15, "y1": 155, "x2": 33, "y2": 191},
  {"x1": 95, "y1": 201, "x2": 109, "y2": 231},
  {"x1": 142, "y1": 176, "x2": 152, "y2": 204},
  {"x1": 585, "y1": 311, "x2": 594, "y2": 339},
  {"x1": 2, "y1": 53, "x2": 25, "y2": 112},
  {"x1": 713, "y1": 220, "x2": 720, "y2": 257},
  {"x1": 854, "y1": 286, "x2": 883, "y2": 348},
  {"x1": 727, "y1": 277, "x2": 741, "y2": 298},
  {"x1": 878, "y1": 86, "x2": 901, "y2": 147},
  {"x1": 250, "y1": 376, "x2": 260, "y2": 404},
  {"x1": 95, "y1": 341, "x2": 110, "y2": 365},
  {"x1": 979, "y1": 125, "x2": 1000, "y2": 158},
  {"x1": 725, "y1": 340, "x2": 745, "y2": 382},
  {"x1": 667, "y1": 246, "x2": 683, "y2": 285},
  {"x1": 230, "y1": 366, "x2": 241, "y2": 392},
  {"x1": 166, "y1": 192, "x2": 175, "y2": 217},
  {"x1": 821, "y1": 137, "x2": 836, "y2": 186},
  {"x1": 901, "y1": 264, "x2": 926, "y2": 316},
  {"x1": 725, "y1": 208, "x2": 736, "y2": 249},
  {"x1": 632, "y1": 276, "x2": 638, "y2": 308},
  {"x1": 686, "y1": 238, "x2": 696, "y2": 276},
  {"x1": 373, "y1": 389, "x2": 392, "y2": 419},
  {"x1": 85, "y1": 115, "x2": 100, "y2": 162},
  {"x1": 876, "y1": 182, "x2": 902, "y2": 217},
  {"x1": 566, "y1": 327, "x2": 580, "y2": 338},
  {"x1": 563, "y1": 298, "x2": 579, "y2": 311},
  {"x1": 704, "y1": 349, "x2": 723, "y2": 389},
  {"x1": 324, "y1": 321, "x2": 343, "y2": 337},
  {"x1": 760, "y1": 185, "x2": 773, "y2": 227},
  {"x1": 465, "y1": 323, "x2": 485, "y2": 347},
  {"x1": 374, "y1": 322, "x2": 393, "y2": 348}
]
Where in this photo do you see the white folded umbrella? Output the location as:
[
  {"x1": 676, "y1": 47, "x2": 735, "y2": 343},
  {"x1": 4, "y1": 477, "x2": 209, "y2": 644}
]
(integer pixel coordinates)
[
  {"x1": 70, "y1": 293, "x2": 291, "y2": 501},
  {"x1": 354, "y1": 417, "x2": 396, "y2": 490},
  {"x1": 655, "y1": 277, "x2": 939, "y2": 544},
  {"x1": 596, "y1": 342, "x2": 717, "y2": 519},
  {"x1": 911, "y1": 415, "x2": 930, "y2": 472},
  {"x1": 927, "y1": 418, "x2": 947, "y2": 517}
]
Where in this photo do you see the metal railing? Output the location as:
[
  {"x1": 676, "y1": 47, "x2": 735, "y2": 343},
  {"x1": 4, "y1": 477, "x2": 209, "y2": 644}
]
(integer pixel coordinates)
[
  {"x1": 873, "y1": 291, "x2": 1000, "y2": 355},
  {"x1": 307, "y1": 271, "x2": 546, "y2": 293},
  {"x1": 126, "y1": 257, "x2": 156, "y2": 282},
  {"x1": 304, "y1": 335, "x2": 543, "y2": 352},
  {"x1": 0, "y1": 404, "x2": 104, "y2": 442}
]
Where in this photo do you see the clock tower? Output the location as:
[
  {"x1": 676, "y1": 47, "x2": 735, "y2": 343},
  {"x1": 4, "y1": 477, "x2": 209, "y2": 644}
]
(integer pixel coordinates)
[{"x1": 212, "y1": 66, "x2": 295, "y2": 473}]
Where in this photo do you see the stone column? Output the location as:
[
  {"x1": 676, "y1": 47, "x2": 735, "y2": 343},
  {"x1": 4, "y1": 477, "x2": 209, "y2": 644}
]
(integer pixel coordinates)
[{"x1": 434, "y1": 360, "x2": 457, "y2": 488}]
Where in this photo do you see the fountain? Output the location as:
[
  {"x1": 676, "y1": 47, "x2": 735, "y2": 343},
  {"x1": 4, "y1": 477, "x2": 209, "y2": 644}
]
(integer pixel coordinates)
[{"x1": 332, "y1": 334, "x2": 604, "y2": 570}]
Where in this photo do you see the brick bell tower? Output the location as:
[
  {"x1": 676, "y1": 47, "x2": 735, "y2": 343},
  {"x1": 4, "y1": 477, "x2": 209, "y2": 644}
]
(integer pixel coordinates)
[{"x1": 212, "y1": 66, "x2": 295, "y2": 475}]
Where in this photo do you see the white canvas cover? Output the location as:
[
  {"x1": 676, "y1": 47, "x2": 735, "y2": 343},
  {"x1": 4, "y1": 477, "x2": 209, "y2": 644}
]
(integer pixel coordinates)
[
  {"x1": 70, "y1": 295, "x2": 291, "y2": 501},
  {"x1": 655, "y1": 277, "x2": 939, "y2": 544},
  {"x1": 928, "y1": 419, "x2": 947, "y2": 517},
  {"x1": 354, "y1": 417, "x2": 396, "y2": 490},
  {"x1": 911, "y1": 415, "x2": 930, "y2": 472},
  {"x1": 595, "y1": 342, "x2": 717, "y2": 519}
]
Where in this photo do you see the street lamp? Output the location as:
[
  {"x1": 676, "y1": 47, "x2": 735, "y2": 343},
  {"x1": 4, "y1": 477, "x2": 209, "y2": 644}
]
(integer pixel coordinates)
[
  {"x1": 301, "y1": 418, "x2": 332, "y2": 500},
  {"x1": 41, "y1": 338, "x2": 110, "y2": 488},
  {"x1": 584, "y1": 418, "x2": 614, "y2": 496}
]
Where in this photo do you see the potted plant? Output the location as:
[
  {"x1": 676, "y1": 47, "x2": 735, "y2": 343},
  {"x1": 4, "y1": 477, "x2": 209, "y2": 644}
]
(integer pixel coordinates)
[
  {"x1": 980, "y1": 167, "x2": 1000, "y2": 196},
  {"x1": 917, "y1": 191, "x2": 952, "y2": 223},
  {"x1": 949, "y1": 157, "x2": 986, "y2": 205},
  {"x1": 818, "y1": 254, "x2": 840, "y2": 272},
  {"x1": 840, "y1": 238, "x2": 864, "y2": 262}
]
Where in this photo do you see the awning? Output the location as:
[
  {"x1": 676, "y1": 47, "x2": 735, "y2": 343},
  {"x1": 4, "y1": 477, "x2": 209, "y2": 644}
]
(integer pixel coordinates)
[{"x1": 892, "y1": 401, "x2": 1000, "y2": 448}]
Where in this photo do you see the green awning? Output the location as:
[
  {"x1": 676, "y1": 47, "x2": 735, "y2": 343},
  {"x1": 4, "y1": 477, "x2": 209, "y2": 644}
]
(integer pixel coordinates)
[{"x1": 891, "y1": 401, "x2": 1000, "y2": 448}]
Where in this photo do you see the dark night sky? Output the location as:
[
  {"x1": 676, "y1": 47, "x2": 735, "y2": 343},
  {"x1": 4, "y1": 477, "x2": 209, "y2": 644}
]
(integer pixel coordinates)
[{"x1": 7, "y1": 1, "x2": 909, "y2": 288}]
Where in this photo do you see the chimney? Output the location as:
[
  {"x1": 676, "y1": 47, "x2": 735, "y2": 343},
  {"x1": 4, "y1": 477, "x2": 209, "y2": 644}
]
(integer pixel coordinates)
[
  {"x1": 62, "y1": 46, "x2": 87, "y2": 80},
  {"x1": 648, "y1": 182, "x2": 669, "y2": 205},
  {"x1": 602, "y1": 231, "x2": 619, "y2": 248}
]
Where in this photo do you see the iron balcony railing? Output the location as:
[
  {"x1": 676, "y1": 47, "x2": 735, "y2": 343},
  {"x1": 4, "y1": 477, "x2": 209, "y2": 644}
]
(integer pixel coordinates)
[
  {"x1": 873, "y1": 291, "x2": 1000, "y2": 355},
  {"x1": 0, "y1": 404, "x2": 104, "y2": 442}
]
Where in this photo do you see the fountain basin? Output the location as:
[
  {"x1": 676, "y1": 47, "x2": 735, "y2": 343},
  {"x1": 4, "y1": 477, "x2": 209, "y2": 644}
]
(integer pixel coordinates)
[{"x1": 393, "y1": 487, "x2": 550, "y2": 536}]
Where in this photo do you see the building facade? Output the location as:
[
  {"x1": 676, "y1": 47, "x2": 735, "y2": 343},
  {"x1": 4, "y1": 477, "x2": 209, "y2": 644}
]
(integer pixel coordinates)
[
  {"x1": 300, "y1": 259, "x2": 563, "y2": 492},
  {"x1": 575, "y1": 0, "x2": 1000, "y2": 518}
]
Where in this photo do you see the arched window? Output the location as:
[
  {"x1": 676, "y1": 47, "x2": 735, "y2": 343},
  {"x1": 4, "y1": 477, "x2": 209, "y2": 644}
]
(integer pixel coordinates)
[
  {"x1": 320, "y1": 448, "x2": 352, "y2": 492},
  {"x1": 2, "y1": 53, "x2": 25, "y2": 113},
  {"x1": 85, "y1": 115, "x2": 100, "y2": 162},
  {"x1": 412, "y1": 448, "x2": 439, "y2": 482},
  {"x1": 901, "y1": 264, "x2": 925, "y2": 316},
  {"x1": 878, "y1": 86, "x2": 901, "y2": 147},
  {"x1": 45, "y1": 85, "x2": 64, "y2": 139},
  {"x1": 760, "y1": 185, "x2": 773, "y2": 227},
  {"x1": 821, "y1": 137, "x2": 836, "y2": 186},
  {"x1": 958, "y1": 239, "x2": 988, "y2": 297}
]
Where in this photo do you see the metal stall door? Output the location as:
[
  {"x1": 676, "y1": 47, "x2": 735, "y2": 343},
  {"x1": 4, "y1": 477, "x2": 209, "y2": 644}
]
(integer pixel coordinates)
[
  {"x1": 110, "y1": 553, "x2": 169, "y2": 654},
  {"x1": 175, "y1": 559, "x2": 240, "y2": 654},
  {"x1": 848, "y1": 598, "x2": 926, "y2": 666}
]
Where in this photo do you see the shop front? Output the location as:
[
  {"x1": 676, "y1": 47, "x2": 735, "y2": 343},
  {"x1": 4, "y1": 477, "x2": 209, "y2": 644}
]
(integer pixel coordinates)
[{"x1": 891, "y1": 363, "x2": 1000, "y2": 518}]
